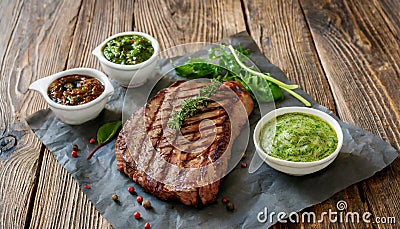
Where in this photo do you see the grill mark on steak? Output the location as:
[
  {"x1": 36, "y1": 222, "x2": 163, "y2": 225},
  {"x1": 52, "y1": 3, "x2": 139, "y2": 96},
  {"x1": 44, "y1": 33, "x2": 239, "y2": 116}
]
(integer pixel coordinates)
[
  {"x1": 165, "y1": 93, "x2": 202, "y2": 102},
  {"x1": 179, "y1": 115, "x2": 225, "y2": 135},
  {"x1": 197, "y1": 119, "x2": 233, "y2": 204},
  {"x1": 116, "y1": 80, "x2": 254, "y2": 206},
  {"x1": 129, "y1": 84, "x2": 180, "y2": 191},
  {"x1": 116, "y1": 109, "x2": 147, "y2": 171},
  {"x1": 156, "y1": 123, "x2": 223, "y2": 150},
  {"x1": 138, "y1": 82, "x2": 198, "y2": 199},
  {"x1": 174, "y1": 126, "x2": 223, "y2": 146},
  {"x1": 169, "y1": 82, "x2": 208, "y2": 94},
  {"x1": 143, "y1": 85, "x2": 182, "y2": 187},
  {"x1": 182, "y1": 107, "x2": 226, "y2": 126}
]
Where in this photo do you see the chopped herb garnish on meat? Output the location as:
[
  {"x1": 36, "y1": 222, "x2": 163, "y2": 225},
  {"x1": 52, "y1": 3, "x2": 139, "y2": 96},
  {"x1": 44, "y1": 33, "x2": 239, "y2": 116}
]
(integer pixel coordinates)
[{"x1": 168, "y1": 79, "x2": 221, "y2": 130}]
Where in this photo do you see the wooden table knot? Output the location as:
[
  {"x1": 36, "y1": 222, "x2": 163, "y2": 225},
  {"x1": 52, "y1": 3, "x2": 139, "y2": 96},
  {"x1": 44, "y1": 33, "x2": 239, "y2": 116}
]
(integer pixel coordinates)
[{"x1": 0, "y1": 135, "x2": 17, "y2": 154}]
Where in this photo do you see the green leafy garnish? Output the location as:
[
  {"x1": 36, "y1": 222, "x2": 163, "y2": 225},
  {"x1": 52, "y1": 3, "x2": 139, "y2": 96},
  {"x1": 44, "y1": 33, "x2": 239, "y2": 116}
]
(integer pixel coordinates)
[
  {"x1": 97, "y1": 121, "x2": 122, "y2": 144},
  {"x1": 174, "y1": 44, "x2": 281, "y2": 103},
  {"x1": 228, "y1": 45, "x2": 310, "y2": 107},
  {"x1": 173, "y1": 58, "x2": 224, "y2": 78},
  {"x1": 87, "y1": 121, "x2": 122, "y2": 159},
  {"x1": 168, "y1": 80, "x2": 221, "y2": 130},
  {"x1": 173, "y1": 44, "x2": 311, "y2": 106}
]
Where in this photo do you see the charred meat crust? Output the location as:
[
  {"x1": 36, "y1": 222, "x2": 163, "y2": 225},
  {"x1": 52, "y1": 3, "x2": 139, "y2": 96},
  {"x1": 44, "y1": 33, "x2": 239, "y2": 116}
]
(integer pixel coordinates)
[{"x1": 115, "y1": 81, "x2": 254, "y2": 206}]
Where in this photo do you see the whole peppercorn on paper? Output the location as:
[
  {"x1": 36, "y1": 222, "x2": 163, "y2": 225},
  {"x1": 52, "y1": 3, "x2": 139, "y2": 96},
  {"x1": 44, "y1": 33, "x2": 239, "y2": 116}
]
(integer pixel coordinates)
[{"x1": 27, "y1": 32, "x2": 398, "y2": 229}]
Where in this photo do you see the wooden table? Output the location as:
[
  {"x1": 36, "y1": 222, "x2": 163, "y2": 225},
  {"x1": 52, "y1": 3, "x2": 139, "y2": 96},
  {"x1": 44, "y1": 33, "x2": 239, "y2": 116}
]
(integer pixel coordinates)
[{"x1": 1, "y1": 0, "x2": 399, "y2": 228}]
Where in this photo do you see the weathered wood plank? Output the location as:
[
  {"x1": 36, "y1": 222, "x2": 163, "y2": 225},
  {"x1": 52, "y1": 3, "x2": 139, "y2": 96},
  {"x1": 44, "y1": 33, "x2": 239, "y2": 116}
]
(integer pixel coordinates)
[
  {"x1": 243, "y1": 0, "x2": 371, "y2": 228},
  {"x1": 0, "y1": 0, "x2": 82, "y2": 228},
  {"x1": 30, "y1": 149, "x2": 112, "y2": 229},
  {"x1": 300, "y1": 0, "x2": 400, "y2": 227},
  {"x1": 28, "y1": 0, "x2": 246, "y2": 228},
  {"x1": 0, "y1": 0, "x2": 23, "y2": 68},
  {"x1": 300, "y1": 0, "x2": 400, "y2": 148},
  {"x1": 134, "y1": 0, "x2": 246, "y2": 50},
  {"x1": 0, "y1": 0, "x2": 24, "y2": 158},
  {"x1": 28, "y1": 0, "x2": 117, "y2": 228},
  {"x1": 0, "y1": 1, "x2": 23, "y2": 72},
  {"x1": 376, "y1": 0, "x2": 400, "y2": 38},
  {"x1": 243, "y1": 0, "x2": 336, "y2": 112},
  {"x1": 10, "y1": 0, "x2": 398, "y2": 228},
  {"x1": 66, "y1": 0, "x2": 135, "y2": 69}
]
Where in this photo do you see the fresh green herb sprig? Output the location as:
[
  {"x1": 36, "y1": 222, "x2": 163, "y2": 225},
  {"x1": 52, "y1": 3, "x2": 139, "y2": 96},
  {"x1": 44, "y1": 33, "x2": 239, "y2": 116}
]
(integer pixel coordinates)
[
  {"x1": 173, "y1": 44, "x2": 311, "y2": 106},
  {"x1": 228, "y1": 45, "x2": 311, "y2": 107},
  {"x1": 173, "y1": 58, "x2": 225, "y2": 79},
  {"x1": 174, "y1": 45, "x2": 282, "y2": 103},
  {"x1": 168, "y1": 80, "x2": 221, "y2": 130}
]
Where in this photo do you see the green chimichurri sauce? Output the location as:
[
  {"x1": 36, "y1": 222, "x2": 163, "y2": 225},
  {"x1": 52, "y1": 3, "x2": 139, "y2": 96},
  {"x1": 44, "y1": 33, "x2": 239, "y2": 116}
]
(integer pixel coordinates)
[
  {"x1": 260, "y1": 112, "x2": 338, "y2": 162},
  {"x1": 102, "y1": 35, "x2": 154, "y2": 65}
]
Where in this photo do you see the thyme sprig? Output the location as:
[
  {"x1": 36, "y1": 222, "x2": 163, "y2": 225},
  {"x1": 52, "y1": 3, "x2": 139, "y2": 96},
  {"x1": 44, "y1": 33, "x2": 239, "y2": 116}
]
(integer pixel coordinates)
[{"x1": 168, "y1": 80, "x2": 221, "y2": 130}]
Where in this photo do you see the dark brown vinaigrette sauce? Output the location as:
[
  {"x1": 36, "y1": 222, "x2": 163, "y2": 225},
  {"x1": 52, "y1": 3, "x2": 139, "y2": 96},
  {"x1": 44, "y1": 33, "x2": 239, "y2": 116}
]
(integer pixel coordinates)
[{"x1": 47, "y1": 75, "x2": 105, "y2": 105}]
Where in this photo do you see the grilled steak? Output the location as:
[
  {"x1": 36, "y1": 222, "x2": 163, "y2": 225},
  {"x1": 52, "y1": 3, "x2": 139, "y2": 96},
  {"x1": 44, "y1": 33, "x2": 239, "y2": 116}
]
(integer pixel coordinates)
[{"x1": 115, "y1": 80, "x2": 254, "y2": 206}]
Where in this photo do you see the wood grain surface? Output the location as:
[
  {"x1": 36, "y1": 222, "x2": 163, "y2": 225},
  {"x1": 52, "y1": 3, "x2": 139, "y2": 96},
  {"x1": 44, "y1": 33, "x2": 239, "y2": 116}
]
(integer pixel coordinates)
[
  {"x1": 243, "y1": 1, "x2": 371, "y2": 228},
  {"x1": 0, "y1": 0, "x2": 398, "y2": 228},
  {"x1": 243, "y1": 0, "x2": 337, "y2": 112},
  {"x1": 300, "y1": 0, "x2": 400, "y2": 228},
  {"x1": 26, "y1": 0, "x2": 246, "y2": 228},
  {"x1": 133, "y1": 0, "x2": 246, "y2": 50},
  {"x1": 28, "y1": 0, "x2": 125, "y2": 228},
  {"x1": 0, "y1": 0, "x2": 82, "y2": 228}
]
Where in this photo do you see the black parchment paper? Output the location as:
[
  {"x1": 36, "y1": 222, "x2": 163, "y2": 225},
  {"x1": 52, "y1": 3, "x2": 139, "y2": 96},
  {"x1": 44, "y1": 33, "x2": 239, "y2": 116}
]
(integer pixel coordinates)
[{"x1": 27, "y1": 32, "x2": 398, "y2": 229}]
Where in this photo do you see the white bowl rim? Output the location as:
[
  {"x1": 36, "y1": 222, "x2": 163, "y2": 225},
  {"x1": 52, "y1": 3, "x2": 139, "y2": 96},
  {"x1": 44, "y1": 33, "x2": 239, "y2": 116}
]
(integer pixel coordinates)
[
  {"x1": 253, "y1": 106, "x2": 343, "y2": 168},
  {"x1": 29, "y1": 68, "x2": 114, "y2": 110},
  {"x1": 92, "y1": 31, "x2": 160, "y2": 70}
]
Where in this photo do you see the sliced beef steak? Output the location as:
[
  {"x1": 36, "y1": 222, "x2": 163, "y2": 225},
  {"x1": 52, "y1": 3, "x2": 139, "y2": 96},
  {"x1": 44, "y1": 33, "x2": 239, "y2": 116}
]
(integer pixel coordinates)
[{"x1": 115, "y1": 80, "x2": 254, "y2": 206}]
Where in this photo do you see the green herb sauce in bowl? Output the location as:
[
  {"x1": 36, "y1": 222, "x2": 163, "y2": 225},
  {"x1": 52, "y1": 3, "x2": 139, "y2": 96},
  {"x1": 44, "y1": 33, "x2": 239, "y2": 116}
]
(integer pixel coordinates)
[
  {"x1": 102, "y1": 35, "x2": 154, "y2": 65},
  {"x1": 92, "y1": 31, "x2": 159, "y2": 87},
  {"x1": 260, "y1": 112, "x2": 338, "y2": 162},
  {"x1": 253, "y1": 107, "x2": 343, "y2": 176}
]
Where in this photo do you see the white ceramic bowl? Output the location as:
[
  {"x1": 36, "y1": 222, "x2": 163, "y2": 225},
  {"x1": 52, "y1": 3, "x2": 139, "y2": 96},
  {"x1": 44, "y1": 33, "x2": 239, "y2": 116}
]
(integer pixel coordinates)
[
  {"x1": 29, "y1": 68, "x2": 114, "y2": 125},
  {"x1": 253, "y1": 107, "x2": 343, "y2": 176},
  {"x1": 92, "y1": 31, "x2": 160, "y2": 87}
]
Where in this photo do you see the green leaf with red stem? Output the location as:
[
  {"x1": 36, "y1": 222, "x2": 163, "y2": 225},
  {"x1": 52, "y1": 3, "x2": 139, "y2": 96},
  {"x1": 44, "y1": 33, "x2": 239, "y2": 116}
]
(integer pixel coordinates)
[{"x1": 87, "y1": 121, "x2": 122, "y2": 159}]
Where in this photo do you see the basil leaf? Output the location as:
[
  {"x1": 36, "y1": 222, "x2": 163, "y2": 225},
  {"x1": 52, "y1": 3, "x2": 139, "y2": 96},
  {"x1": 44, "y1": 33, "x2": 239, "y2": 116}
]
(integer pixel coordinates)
[{"x1": 97, "y1": 121, "x2": 122, "y2": 144}]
